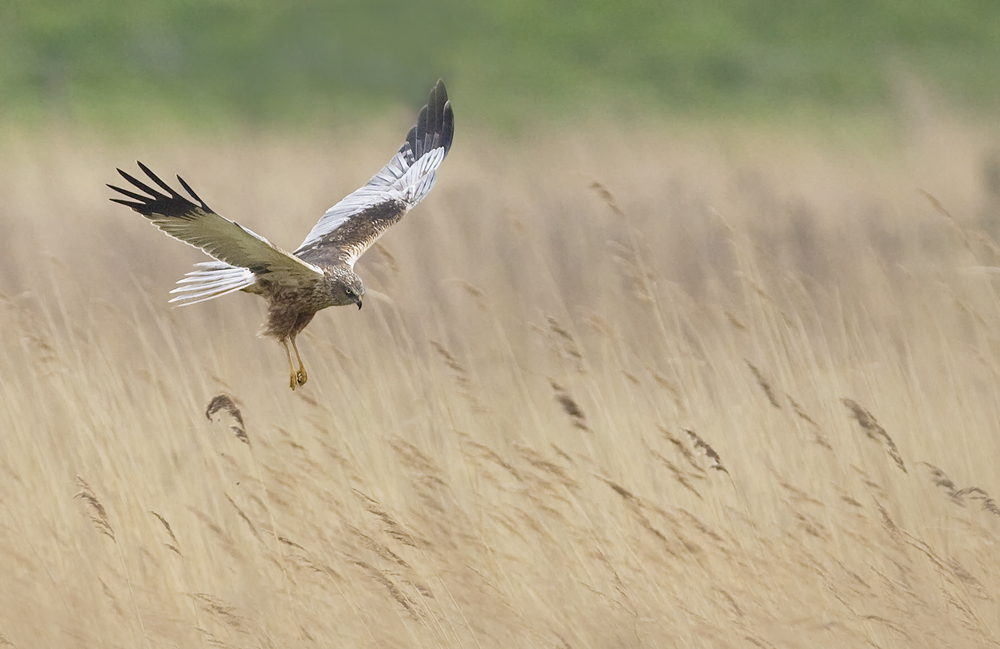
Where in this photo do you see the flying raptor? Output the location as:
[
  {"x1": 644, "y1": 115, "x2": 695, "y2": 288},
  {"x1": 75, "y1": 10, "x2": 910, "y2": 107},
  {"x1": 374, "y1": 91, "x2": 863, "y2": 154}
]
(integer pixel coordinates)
[{"x1": 109, "y1": 80, "x2": 454, "y2": 389}]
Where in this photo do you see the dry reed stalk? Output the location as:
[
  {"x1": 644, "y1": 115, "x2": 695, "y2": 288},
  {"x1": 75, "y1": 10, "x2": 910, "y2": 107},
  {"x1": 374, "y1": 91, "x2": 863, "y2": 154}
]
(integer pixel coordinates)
[
  {"x1": 278, "y1": 536, "x2": 344, "y2": 582},
  {"x1": 861, "y1": 616, "x2": 912, "y2": 642},
  {"x1": 939, "y1": 586, "x2": 982, "y2": 636},
  {"x1": 785, "y1": 395, "x2": 833, "y2": 450},
  {"x1": 683, "y1": 428, "x2": 728, "y2": 474},
  {"x1": 372, "y1": 242, "x2": 400, "y2": 276},
  {"x1": 348, "y1": 525, "x2": 415, "y2": 572},
  {"x1": 386, "y1": 437, "x2": 456, "y2": 528},
  {"x1": 588, "y1": 180, "x2": 625, "y2": 218},
  {"x1": 75, "y1": 476, "x2": 114, "y2": 540},
  {"x1": 549, "y1": 443, "x2": 575, "y2": 465},
  {"x1": 873, "y1": 499, "x2": 901, "y2": 539},
  {"x1": 725, "y1": 310, "x2": 747, "y2": 331},
  {"x1": 549, "y1": 380, "x2": 591, "y2": 433},
  {"x1": 149, "y1": 512, "x2": 208, "y2": 644},
  {"x1": 841, "y1": 398, "x2": 907, "y2": 473},
  {"x1": 948, "y1": 289, "x2": 992, "y2": 332},
  {"x1": 429, "y1": 340, "x2": 487, "y2": 411},
  {"x1": 187, "y1": 507, "x2": 241, "y2": 558},
  {"x1": 204, "y1": 395, "x2": 288, "y2": 594},
  {"x1": 774, "y1": 478, "x2": 824, "y2": 507},
  {"x1": 512, "y1": 442, "x2": 578, "y2": 490},
  {"x1": 352, "y1": 489, "x2": 418, "y2": 547},
  {"x1": 647, "y1": 443, "x2": 702, "y2": 499},
  {"x1": 831, "y1": 557, "x2": 871, "y2": 592},
  {"x1": 677, "y1": 508, "x2": 728, "y2": 548},
  {"x1": 840, "y1": 494, "x2": 865, "y2": 510},
  {"x1": 429, "y1": 340, "x2": 470, "y2": 389},
  {"x1": 74, "y1": 476, "x2": 149, "y2": 649},
  {"x1": 745, "y1": 361, "x2": 781, "y2": 409},
  {"x1": 737, "y1": 274, "x2": 794, "y2": 327},
  {"x1": 920, "y1": 189, "x2": 976, "y2": 254},
  {"x1": 546, "y1": 316, "x2": 584, "y2": 373},
  {"x1": 609, "y1": 246, "x2": 655, "y2": 303},
  {"x1": 190, "y1": 593, "x2": 249, "y2": 633},
  {"x1": 901, "y1": 532, "x2": 975, "y2": 596},
  {"x1": 589, "y1": 179, "x2": 673, "y2": 343},
  {"x1": 791, "y1": 510, "x2": 829, "y2": 540},
  {"x1": 345, "y1": 526, "x2": 435, "y2": 603},
  {"x1": 917, "y1": 462, "x2": 965, "y2": 506},
  {"x1": 458, "y1": 433, "x2": 524, "y2": 482},
  {"x1": 225, "y1": 494, "x2": 262, "y2": 542},
  {"x1": 0, "y1": 293, "x2": 58, "y2": 364},
  {"x1": 591, "y1": 547, "x2": 638, "y2": 618},
  {"x1": 349, "y1": 557, "x2": 419, "y2": 618},
  {"x1": 194, "y1": 630, "x2": 236, "y2": 649},
  {"x1": 584, "y1": 312, "x2": 613, "y2": 336},
  {"x1": 955, "y1": 487, "x2": 1000, "y2": 517},
  {"x1": 387, "y1": 436, "x2": 443, "y2": 479},
  {"x1": 743, "y1": 633, "x2": 778, "y2": 649},
  {"x1": 850, "y1": 464, "x2": 886, "y2": 498},
  {"x1": 659, "y1": 427, "x2": 705, "y2": 476},
  {"x1": 150, "y1": 511, "x2": 181, "y2": 555},
  {"x1": 650, "y1": 370, "x2": 683, "y2": 411},
  {"x1": 206, "y1": 394, "x2": 248, "y2": 445},
  {"x1": 947, "y1": 559, "x2": 990, "y2": 600},
  {"x1": 445, "y1": 278, "x2": 489, "y2": 311}
]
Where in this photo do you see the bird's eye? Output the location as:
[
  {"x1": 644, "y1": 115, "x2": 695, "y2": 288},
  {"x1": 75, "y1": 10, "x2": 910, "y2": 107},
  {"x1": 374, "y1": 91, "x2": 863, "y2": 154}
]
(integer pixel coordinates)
[{"x1": 345, "y1": 288, "x2": 355, "y2": 298}]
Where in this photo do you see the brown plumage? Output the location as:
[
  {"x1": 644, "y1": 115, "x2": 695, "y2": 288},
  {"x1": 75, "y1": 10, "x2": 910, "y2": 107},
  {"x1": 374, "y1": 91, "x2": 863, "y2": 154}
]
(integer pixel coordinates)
[{"x1": 109, "y1": 81, "x2": 454, "y2": 389}]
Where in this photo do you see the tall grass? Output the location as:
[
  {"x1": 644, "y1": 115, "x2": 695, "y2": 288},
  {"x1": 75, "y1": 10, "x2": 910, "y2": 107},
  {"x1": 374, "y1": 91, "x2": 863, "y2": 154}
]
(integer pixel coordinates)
[{"x1": 1, "y1": 115, "x2": 1000, "y2": 647}]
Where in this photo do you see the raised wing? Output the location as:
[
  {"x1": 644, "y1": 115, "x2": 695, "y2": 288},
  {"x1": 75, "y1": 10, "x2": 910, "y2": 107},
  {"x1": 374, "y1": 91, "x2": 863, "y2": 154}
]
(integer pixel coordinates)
[
  {"x1": 294, "y1": 79, "x2": 454, "y2": 268},
  {"x1": 109, "y1": 162, "x2": 324, "y2": 302}
]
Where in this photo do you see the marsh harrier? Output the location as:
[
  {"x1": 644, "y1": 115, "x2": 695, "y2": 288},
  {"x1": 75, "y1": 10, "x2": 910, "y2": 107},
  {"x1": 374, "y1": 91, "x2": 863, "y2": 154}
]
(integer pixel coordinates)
[{"x1": 109, "y1": 80, "x2": 454, "y2": 389}]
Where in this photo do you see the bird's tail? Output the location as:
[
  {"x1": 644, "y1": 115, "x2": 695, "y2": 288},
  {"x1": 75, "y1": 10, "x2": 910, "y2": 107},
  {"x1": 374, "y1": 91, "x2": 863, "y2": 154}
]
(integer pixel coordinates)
[{"x1": 169, "y1": 261, "x2": 256, "y2": 306}]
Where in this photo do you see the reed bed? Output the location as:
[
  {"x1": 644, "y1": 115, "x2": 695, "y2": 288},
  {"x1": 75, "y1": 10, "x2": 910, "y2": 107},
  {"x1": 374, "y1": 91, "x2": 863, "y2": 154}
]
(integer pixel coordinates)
[{"x1": 1, "y1": 115, "x2": 1000, "y2": 647}]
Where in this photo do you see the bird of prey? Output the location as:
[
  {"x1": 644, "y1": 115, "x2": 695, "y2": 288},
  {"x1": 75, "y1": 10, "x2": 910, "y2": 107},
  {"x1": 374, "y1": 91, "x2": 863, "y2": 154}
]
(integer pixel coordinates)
[{"x1": 109, "y1": 80, "x2": 454, "y2": 389}]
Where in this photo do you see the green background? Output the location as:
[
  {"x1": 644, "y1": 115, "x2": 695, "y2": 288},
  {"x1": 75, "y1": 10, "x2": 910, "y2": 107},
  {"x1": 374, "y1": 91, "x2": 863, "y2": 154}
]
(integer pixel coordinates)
[{"x1": 3, "y1": 0, "x2": 999, "y2": 130}]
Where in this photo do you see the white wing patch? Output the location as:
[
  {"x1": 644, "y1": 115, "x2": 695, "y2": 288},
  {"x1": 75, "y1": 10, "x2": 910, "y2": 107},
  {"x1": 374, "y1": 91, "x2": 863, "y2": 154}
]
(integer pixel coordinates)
[
  {"x1": 296, "y1": 145, "x2": 447, "y2": 252},
  {"x1": 169, "y1": 261, "x2": 256, "y2": 306}
]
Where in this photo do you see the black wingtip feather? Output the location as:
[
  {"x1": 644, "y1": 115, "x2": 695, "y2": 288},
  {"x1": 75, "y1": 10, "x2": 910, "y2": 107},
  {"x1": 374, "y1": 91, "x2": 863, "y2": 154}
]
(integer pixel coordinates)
[
  {"x1": 176, "y1": 174, "x2": 210, "y2": 210},
  {"x1": 136, "y1": 161, "x2": 181, "y2": 198},
  {"x1": 117, "y1": 167, "x2": 167, "y2": 200},
  {"x1": 109, "y1": 197, "x2": 145, "y2": 210},
  {"x1": 107, "y1": 183, "x2": 153, "y2": 203},
  {"x1": 108, "y1": 163, "x2": 211, "y2": 219},
  {"x1": 409, "y1": 80, "x2": 454, "y2": 161}
]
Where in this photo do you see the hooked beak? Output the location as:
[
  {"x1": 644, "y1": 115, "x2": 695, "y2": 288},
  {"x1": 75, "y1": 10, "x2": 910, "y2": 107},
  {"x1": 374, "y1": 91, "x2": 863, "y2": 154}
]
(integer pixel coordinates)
[{"x1": 356, "y1": 298, "x2": 363, "y2": 310}]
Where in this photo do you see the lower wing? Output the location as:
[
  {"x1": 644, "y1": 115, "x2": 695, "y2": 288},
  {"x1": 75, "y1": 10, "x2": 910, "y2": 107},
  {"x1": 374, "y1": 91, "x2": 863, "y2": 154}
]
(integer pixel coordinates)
[{"x1": 109, "y1": 162, "x2": 325, "y2": 303}]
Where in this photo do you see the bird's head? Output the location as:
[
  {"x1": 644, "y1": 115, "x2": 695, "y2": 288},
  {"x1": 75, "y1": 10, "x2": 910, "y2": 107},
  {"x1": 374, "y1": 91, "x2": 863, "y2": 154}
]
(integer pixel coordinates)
[{"x1": 340, "y1": 271, "x2": 365, "y2": 309}]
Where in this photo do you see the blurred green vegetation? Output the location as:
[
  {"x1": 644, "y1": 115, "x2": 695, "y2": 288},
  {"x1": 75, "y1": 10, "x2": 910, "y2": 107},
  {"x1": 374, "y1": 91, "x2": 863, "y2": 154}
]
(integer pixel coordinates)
[{"x1": 3, "y1": 0, "x2": 999, "y2": 130}]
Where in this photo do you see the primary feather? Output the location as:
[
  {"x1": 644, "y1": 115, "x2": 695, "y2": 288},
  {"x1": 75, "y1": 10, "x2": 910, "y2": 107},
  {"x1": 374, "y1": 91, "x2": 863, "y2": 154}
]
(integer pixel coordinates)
[{"x1": 295, "y1": 79, "x2": 454, "y2": 266}]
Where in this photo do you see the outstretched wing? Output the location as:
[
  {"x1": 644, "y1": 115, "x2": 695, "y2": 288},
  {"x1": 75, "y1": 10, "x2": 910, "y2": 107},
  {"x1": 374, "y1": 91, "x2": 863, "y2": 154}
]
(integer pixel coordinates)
[
  {"x1": 294, "y1": 79, "x2": 454, "y2": 268},
  {"x1": 109, "y1": 162, "x2": 324, "y2": 301}
]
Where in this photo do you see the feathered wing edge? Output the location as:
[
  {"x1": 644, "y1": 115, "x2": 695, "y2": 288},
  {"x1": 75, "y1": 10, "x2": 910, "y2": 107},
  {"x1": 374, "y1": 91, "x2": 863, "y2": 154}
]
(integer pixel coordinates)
[
  {"x1": 108, "y1": 162, "x2": 310, "y2": 307},
  {"x1": 169, "y1": 261, "x2": 256, "y2": 305},
  {"x1": 295, "y1": 79, "x2": 454, "y2": 252}
]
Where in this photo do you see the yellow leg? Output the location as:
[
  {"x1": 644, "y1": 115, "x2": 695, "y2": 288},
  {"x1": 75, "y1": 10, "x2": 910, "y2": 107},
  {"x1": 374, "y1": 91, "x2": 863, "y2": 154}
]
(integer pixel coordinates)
[
  {"x1": 283, "y1": 339, "x2": 299, "y2": 390},
  {"x1": 291, "y1": 336, "x2": 308, "y2": 387}
]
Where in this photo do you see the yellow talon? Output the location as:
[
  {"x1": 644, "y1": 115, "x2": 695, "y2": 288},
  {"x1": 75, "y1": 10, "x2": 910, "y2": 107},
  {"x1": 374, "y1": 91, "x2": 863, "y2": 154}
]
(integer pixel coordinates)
[{"x1": 283, "y1": 337, "x2": 308, "y2": 390}]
